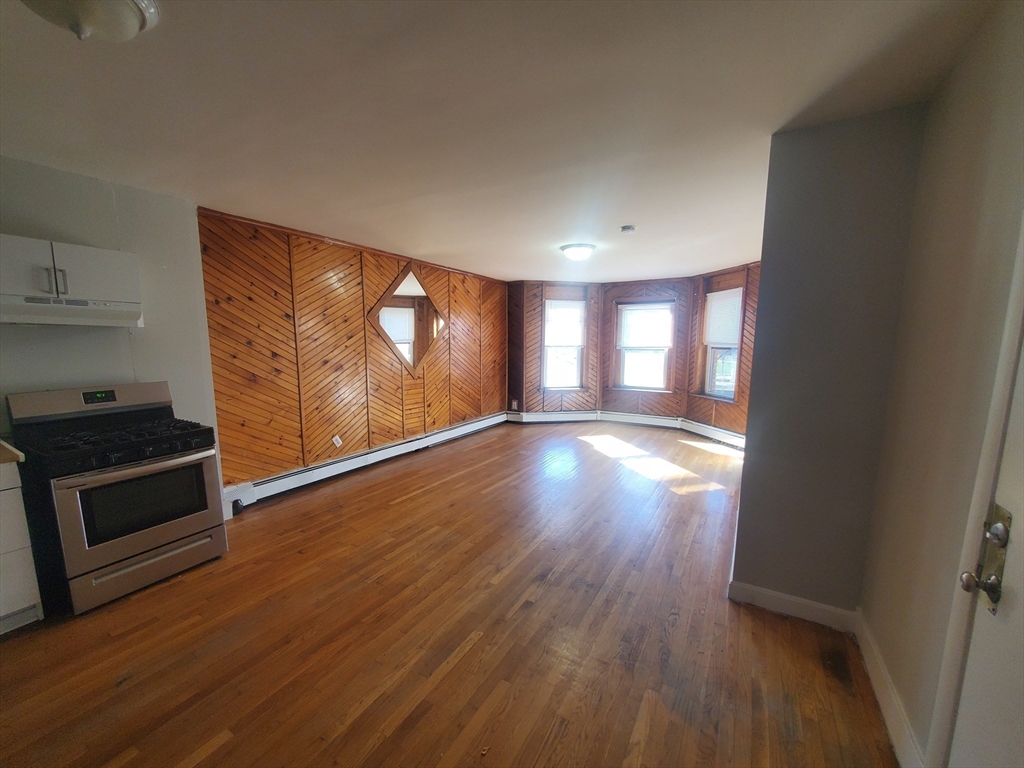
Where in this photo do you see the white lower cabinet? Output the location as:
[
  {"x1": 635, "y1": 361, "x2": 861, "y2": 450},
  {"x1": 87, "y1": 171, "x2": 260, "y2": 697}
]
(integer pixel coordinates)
[{"x1": 0, "y1": 462, "x2": 42, "y2": 633}]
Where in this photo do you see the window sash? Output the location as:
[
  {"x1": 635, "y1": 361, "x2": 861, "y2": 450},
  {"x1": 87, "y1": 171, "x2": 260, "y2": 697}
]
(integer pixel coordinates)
[
  {"x1": 544, "y1": 346, "x2": 582, "y2": 389},
  {"x1": 616, "y1": 303, "x2": 674, "y2": 349},
  {"x1": 704, "y1": 288, "x2": 743, "y2": 346},
  {"x1": 705, "y1": 345, "x2": 738, "y2": 398},
  {"x1": 620, "y1": 348, "x2": 669, "y2": 390}
]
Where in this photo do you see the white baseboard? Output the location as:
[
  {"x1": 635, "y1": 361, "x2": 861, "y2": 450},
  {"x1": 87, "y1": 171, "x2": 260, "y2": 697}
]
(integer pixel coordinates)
[
  {"x1": 230, "y1": 413, "x2": 508, "y2": 504},
  {"x1": 511, "y1": 409, "x2": 745, "y2": 448},
  {"x1": 727, "y1": 581, "x2": 857, "y2": 632},
  {"x1": 855, "y1": 608, "x2": 924, "y2": 768},
  {"x1": 507, "y1": 410, "x2": 598, "y2": 423}
]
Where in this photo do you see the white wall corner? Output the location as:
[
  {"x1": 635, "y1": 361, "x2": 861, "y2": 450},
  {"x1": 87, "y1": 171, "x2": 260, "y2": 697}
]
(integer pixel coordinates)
[
  {"x1": 855, "y1": 608, "x2": 925, "y2": 768},
  {"x1": 727, "y1": 581, "x2": 857, "y2": 632}
]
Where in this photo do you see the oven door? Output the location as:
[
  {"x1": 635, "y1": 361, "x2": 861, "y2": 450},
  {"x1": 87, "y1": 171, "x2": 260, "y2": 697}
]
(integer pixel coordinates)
[{"x1": 52, "y1": 448, "x2": 223, "y2": 578}]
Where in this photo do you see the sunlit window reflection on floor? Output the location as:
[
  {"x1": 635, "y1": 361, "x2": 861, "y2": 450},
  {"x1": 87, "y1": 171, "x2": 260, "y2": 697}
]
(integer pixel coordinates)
[
  {"x1": 620, "y1": 457, "x2": 692, "y2": 481},
  {"x1": 577, "y1": 435, "x2": 649, "y2": 458},
  {"x1": 577, "y1": 435, "x2": 727, "y2": 496},
  {"x1": 680, "y1": 440, "x2": 744, "y2": 459},
  {"x1": 542, "y1": 446, "x2": 580, "y2": 480}
]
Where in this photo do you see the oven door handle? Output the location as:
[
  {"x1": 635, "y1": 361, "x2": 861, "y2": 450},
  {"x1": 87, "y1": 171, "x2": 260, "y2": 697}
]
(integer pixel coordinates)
[{"x1": 53, "y1": 448, "x2": 217, "y2": 491}]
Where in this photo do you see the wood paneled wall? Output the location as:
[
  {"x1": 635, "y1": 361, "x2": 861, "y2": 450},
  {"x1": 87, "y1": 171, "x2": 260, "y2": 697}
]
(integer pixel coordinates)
[
  {"x1": 510, "y1": 283, "x2": 603, "y2": 413},
  {"x1": 684, "y1": 264, "x2": 760, "y2": 433},
  {"x1": 200, "y1": 210, "x2": 506, "y2": 486},
  {"x1": 507, "y1": 264, "x2": 759, "y2": 435},
  {"x1": 600, "y1": 278, "x2": 691, "y2": 418}
]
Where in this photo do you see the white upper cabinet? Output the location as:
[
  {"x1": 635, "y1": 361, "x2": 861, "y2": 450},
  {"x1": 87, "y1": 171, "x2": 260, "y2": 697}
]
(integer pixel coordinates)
[
  {"x1": 0, "y1": 235, "x2": 143, "y2": 327},
  {"x1": 51, "y1": 242, "x2": 141, "y2": 304},
  {"x1": 0, "y1": 234, "x2": 57, "y2": 298}
]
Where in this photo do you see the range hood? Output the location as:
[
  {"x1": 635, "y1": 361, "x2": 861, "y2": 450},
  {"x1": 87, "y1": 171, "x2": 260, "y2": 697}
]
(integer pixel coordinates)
[{"x1": 0, "y1": 234, "x2": 143, "y2": 328}]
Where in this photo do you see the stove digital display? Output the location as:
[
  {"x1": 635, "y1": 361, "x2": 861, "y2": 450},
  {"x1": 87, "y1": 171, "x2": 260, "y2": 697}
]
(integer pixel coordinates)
[{"x1": 82, "y1": 390, "x2": 117, "y2": 405}]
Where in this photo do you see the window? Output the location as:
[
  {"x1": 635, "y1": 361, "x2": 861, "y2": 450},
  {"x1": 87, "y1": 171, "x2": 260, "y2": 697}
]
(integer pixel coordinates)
[
  {"x1": 703, "y1": 287, "x2": 743, "y2": 399},
  {"x1": 543, "y1": 299, "x2": 585, "y2": 388},
  {"x1": 379, "y1": 306, "x2": 415, "y2": 363},
  {"x1": 616, "y1": 302, "x2": 674, "y2": 390}
]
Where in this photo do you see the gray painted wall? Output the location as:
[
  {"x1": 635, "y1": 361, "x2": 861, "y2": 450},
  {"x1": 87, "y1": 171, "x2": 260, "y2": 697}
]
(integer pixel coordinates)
[{"x1": 732, "y1": 106, "x2": 925, "y2": 609}]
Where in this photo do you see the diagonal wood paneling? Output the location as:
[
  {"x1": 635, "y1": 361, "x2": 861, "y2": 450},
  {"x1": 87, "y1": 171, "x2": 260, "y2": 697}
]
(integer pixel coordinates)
[
  {"x1": 419, "y1": 264, "x2": 452, "y2": 432},
  {"x1": 291, "y1": 237, "x2": 369, "y2": 466},
  {"x1": 200, "y1": 209, "x2": 505, "y2": 482},
  {"x1": 639, "y1": 278, "x2": 689, "y2": 418},
  {"x1": 363, "y1": 251, "x2": 407, "y2": 446},
  {"x1": 199, "y1": 214, "x2": 303, "y2": 485},
  {"x1": 449, "y1": 272, "x2": 482, "y2": 424},
  {"x1": 480, "y1": 280, "x2": 507, "y2": 416},
  {"x1": 523, "y1": 282, "x2": 544, "y2": 413}
]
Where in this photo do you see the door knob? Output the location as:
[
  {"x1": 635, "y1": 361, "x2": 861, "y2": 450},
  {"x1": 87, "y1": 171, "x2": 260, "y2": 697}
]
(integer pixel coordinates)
[{"x1": 960, "y1": 571, "x2": 1002, "y2": 603}]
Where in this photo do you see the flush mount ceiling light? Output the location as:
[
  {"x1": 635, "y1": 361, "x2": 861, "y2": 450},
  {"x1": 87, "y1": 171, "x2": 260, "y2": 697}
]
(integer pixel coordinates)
[
  {"x1": 560, "y1": 243, "x2": 596, "y2": 261},
  {"x1": 22, "y1": 0, "x2": 159, "y2": 42}
]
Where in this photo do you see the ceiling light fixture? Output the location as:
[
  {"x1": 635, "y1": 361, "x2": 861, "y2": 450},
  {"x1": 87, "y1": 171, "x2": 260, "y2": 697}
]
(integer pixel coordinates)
[
  {"x1": 560, "y1": 243, "x2": 596, "y2": 261},
  {"x1": 22, "y1": 0, "x2": 159, "y2": 42}
]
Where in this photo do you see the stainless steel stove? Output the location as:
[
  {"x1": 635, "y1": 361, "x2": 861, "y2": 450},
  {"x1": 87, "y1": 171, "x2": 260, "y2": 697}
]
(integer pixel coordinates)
[{"x1": 8, "y1": 382, "x2": 227, "y2": 616}]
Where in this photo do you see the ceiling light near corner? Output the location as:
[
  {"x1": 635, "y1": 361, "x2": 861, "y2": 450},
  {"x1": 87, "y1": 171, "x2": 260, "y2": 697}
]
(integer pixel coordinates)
[
  {"x1": 22, "y1": 0, "x2": 159, "y2": 42},
  {"x1": 560, "y1": 244, "x2": 595, "y2": 261}
]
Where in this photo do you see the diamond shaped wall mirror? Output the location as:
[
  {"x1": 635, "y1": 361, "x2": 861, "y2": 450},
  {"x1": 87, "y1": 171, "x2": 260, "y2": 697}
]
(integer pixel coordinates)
[{"x1": 368, "y1": 264, "x2": 447, "y2": 374}]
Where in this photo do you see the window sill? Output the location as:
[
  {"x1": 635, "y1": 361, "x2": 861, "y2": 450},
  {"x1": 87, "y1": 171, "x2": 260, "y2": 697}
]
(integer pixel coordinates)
[
  {"x1": 541, "y1": 386, "x2": 588, "y2": 392},
  {"x1": 689, "y1": 392, "x2": 737, "y2": 404}
]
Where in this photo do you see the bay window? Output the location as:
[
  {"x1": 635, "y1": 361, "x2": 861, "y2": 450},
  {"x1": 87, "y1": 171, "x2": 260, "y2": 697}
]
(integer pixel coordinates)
[{"x1": 703, "y1": 287, "x2": 743, "y2": 399}]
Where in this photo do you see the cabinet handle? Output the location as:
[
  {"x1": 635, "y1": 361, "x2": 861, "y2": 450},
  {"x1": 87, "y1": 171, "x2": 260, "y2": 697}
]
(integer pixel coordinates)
[
  {"x1": 44, "y1": 267, "x2": 56, "y2": 295},
  {"x1": 58, "y1": 269, "x2": 69, "y2": 295}
]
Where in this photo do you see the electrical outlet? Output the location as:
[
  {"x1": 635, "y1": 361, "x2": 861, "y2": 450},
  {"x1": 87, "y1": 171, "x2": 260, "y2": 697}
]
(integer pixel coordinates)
[
  {"x1": 332, "y1": 435, "x2": 343, "y2": 448},
  {"x1": 511, "y1": 399, "x2": 519, "y2": 410}
]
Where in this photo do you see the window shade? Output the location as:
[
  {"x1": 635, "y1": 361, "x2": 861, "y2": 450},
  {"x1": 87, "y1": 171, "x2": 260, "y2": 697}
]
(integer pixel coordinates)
[
  {"x1": 379, "y1": 307, "x2": 415, "y2": 343},
  {"x1": 544, "y1": 300, "x2": 585, "y2": 346},
  {"x1": 703, "y1": 288, "x2": 743, "y2": 346},
  {"x1": 617, "y1": 303, "x2": 673, "y2": 348}
]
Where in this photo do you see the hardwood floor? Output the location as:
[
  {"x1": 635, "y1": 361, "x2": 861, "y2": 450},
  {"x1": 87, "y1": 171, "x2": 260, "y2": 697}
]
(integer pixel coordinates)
[{"x1": 0, "y1": 423, "x2": 897, "y2": 767}]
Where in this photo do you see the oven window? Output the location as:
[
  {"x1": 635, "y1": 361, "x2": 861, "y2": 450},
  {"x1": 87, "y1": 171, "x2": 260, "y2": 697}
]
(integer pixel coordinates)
[{"x1": 79, "y1": 464, "x2": 208, "y2": 547}]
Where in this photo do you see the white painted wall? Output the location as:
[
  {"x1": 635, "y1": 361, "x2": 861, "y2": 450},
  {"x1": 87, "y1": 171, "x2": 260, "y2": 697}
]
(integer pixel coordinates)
[
  {"x1": 0, "y1": 156, "x2": 219, "y2": 470},
  {"x1": 859, "y1": 2, "x2": 1024, "y2": 758},
  {"x1": 732, "y1": 105, "x2": 925, "y2": 610}
]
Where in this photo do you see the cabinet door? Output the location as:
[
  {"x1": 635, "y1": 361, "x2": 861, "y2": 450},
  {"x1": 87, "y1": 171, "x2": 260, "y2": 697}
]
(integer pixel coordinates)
[
  {"x1": 0, "y1": 234, "x2": 57, "y2": 297},
  {"x1": 51, "y1": 242, "x2": 141, "y2": 303}
]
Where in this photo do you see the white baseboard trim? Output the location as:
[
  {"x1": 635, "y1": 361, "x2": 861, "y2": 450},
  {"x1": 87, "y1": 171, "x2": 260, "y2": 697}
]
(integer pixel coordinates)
[
  {"x1": 855, "y1": 608, "x2": 925, "y2": 768},
  {"x1": 507, "y1": 410, "x2": 599, "y2": 423},
  {"x1": 727, "y1": 581, "x2": 857, "y2": 632},
  {"x1": 226, "y1": 413, "x2": 508, "y2": 505},
  {"x1": 510, "y1": 409, "x2": 745, "y2": 448},
  {"x1": 0, "y1": 603, "x2": 43, "y2": 635}
]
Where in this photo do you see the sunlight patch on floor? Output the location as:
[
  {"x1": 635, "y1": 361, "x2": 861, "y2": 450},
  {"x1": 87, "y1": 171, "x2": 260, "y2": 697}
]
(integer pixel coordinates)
[
  {"x1": 680, "y1": 440, "x2": 744, "y2": 459},
  {"x1": 577, "y1": 434, "x2": 649, "y2": 458}
]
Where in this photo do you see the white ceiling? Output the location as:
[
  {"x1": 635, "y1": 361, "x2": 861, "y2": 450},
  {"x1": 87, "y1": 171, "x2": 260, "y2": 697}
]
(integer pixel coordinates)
[{"x1": 0, "y1": 1, "x2": 992, "y2": 282}]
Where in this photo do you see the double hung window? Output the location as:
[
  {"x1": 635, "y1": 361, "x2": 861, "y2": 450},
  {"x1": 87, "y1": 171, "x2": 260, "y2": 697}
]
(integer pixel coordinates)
[
  {"x1": 616, "y1": 302, "x2": 674, "y2": 390},
  {"x1": 543, "y1": 300, "x2": 586, "y2": 388},
  {"x1": 703, "y1": 287, "x2": 743, "y2": 399}
]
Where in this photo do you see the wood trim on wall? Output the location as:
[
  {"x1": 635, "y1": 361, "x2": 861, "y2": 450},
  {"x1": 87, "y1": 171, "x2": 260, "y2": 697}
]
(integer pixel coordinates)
[{"x1": 199, "y1": 209, "x2": 507, "y2": 486}]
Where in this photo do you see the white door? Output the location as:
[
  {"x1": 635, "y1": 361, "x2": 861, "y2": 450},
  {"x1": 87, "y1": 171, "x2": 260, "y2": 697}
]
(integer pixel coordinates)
[
  {"x1": 51, "y1": 242, "x2": 141, "y2": 303},
  {"x1": 0, "y1": 233, "x2": 57, "y2": 297},
  {"x1": 949, "y1": 346, "x2": 1024, "y2": 767}
]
